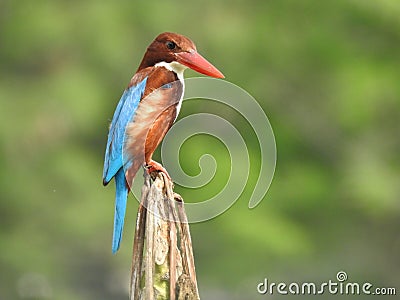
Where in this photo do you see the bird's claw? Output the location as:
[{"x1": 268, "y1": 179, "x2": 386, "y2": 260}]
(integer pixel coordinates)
[{"x1": 145, "y1": 160, "x2": 171, "y2": 180}]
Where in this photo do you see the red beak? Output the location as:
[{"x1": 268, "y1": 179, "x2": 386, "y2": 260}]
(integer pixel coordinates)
[{"x1": 176, "y1": 51, "x2": 224, "y2": 78}]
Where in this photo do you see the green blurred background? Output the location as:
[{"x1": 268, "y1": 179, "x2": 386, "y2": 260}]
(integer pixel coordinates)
[{"x1": 1, "y1": 0, "x2": 399, "y2": 299}]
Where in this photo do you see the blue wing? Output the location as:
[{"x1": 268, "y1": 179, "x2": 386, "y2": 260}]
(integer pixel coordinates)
[
  {"x1": 102, "y1": 78, "x2": 147, "y2": 185},
  {"x1": 102, "y1": 77, "x2": 147, "y2": 253}
]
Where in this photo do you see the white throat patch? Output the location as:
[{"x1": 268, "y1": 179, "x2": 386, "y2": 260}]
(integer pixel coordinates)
[
  {"x1": 154, "y1": 61, "x2": 186, "y2": 120},
  {"x1": 154, "y1": 61, "x2": 186, "y2": 82}
]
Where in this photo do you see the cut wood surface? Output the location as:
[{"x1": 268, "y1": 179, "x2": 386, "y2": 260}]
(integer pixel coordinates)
[{"x1": 130, "y1": 172, "x2": 200, "y2": 300}]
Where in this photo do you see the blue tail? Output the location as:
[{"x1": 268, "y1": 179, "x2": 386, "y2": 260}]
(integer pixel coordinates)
[{"x1": 112, "y1": 168, "x2": 129, "y2": 254}]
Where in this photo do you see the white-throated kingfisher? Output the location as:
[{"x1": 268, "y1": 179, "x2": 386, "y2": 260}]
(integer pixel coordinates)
[{"x1": 102, "y1": 32, "x2": 224, "y2": 253}]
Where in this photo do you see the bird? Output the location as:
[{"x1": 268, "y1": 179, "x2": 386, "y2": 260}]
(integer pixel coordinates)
[{"x1": 102, "y1": 32, "x2": 224, "y2": 253}]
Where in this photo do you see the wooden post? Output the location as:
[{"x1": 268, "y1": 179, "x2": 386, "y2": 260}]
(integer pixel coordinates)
[{"x1": 130, "y1": 172, "x2": 200, "y2": 300}]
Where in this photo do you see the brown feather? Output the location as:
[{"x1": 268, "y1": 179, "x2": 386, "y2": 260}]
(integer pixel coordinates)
[
  {"x1": 123, "y1": 66, "x2": 183, "y2": 184},
  {"x1": 138, "y1": 32, "x2": 196, "y2": 71}
]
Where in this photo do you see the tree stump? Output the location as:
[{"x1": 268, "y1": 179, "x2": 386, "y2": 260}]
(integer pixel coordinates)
[{"x1": 130, "y1": 172, "x2": 200, "y2": 300}]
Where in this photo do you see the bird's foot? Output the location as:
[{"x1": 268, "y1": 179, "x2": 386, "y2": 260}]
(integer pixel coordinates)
[{"x1": 145, "y1": 160, "x2": 171, "y2": 180}]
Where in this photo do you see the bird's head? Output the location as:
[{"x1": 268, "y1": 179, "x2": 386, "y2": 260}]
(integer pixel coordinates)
[{"x1": 138, "y1": 32, "x2": 224, "y2": 78}]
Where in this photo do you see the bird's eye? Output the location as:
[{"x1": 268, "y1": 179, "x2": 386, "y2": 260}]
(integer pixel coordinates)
[{"x1": 166, "y1": 41, "x2": 176, "y2": 50}]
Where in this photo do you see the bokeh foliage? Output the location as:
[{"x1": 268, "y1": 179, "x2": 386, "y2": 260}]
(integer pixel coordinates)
[{"x1": 1, "y1": 0, "x2": 399, "y2": 299}]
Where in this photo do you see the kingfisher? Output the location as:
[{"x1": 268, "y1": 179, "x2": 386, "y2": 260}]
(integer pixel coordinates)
[{"x1": 102, "y1": 32, "x2": 224, "y2": 253}]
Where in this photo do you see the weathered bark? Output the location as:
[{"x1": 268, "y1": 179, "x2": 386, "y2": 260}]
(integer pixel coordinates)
[{"x1": 130, "y1": 172, "x2": 200, "y2": 300}]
